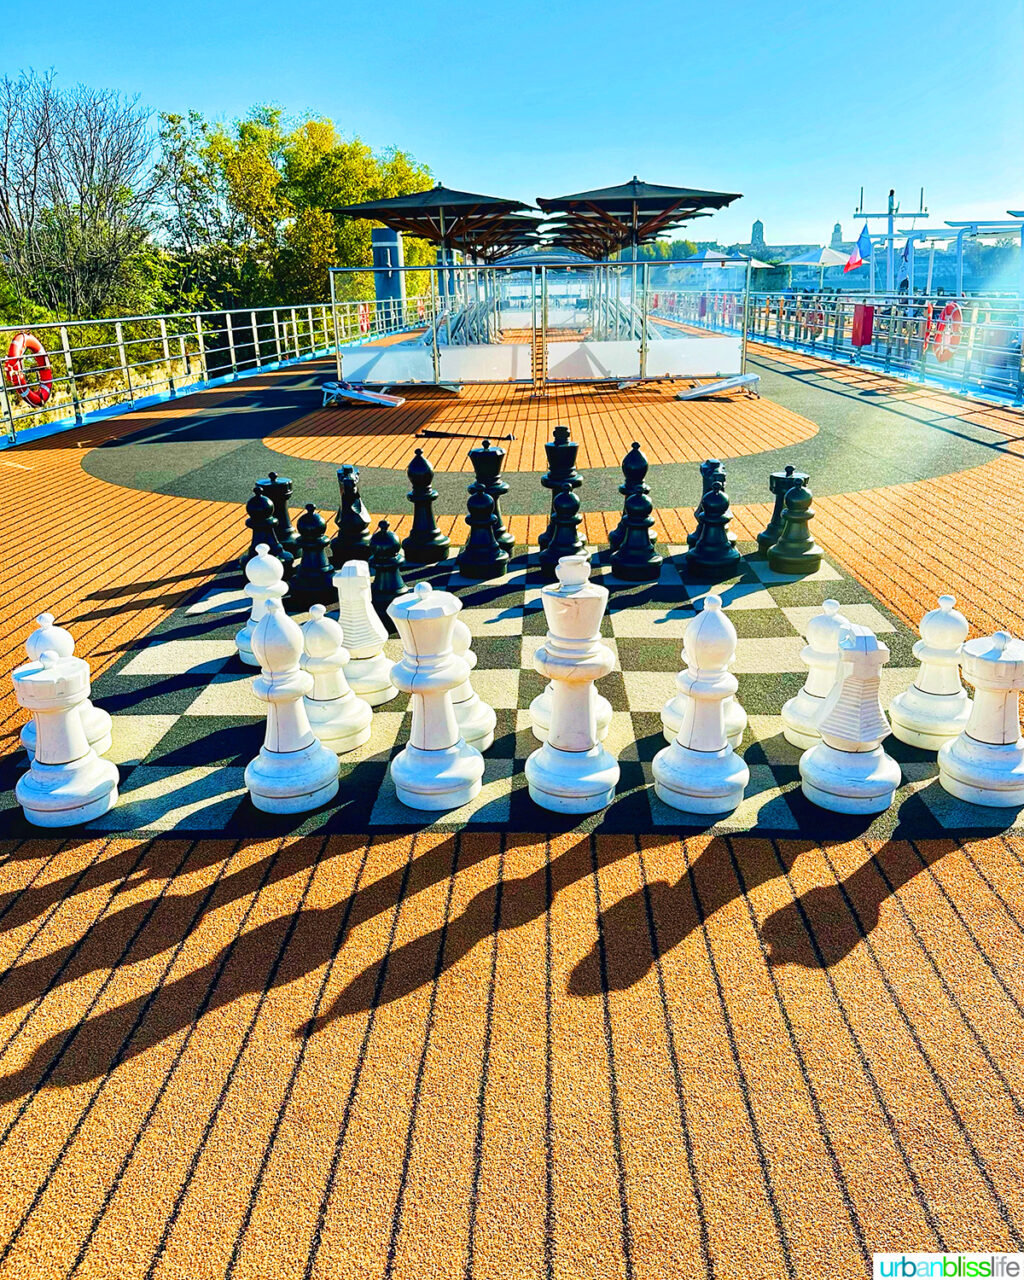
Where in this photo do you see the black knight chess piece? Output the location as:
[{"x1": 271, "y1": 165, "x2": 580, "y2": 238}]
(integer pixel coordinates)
[
  {"x1": 609, "y1": 490, "x2": 663, "y2": 582},
  {"x1": 538, "y1": 486, "x2": 586, "y2": 580},
  {"x1": 469, "y1": 439, "x2": 514, "y2": 553},
  {"x1": 370, "y1": 520, "x2": 411, "y2": 625},
  {"x1": 402, "y1": 449, "x2": 451, "y2": 564},
  {"x1": 608, "y1": 442, "x2": 654, "y2": 553},
  {"x1": 756, "y1": 464, "x2": 809, "y2": 555},
  {"x1": 241, "y1": 485, "x2": 292, "y2": 574},
  {"x1": 682, "y1": 482, "x2": 743, "y2": 581},
  {"x1": 767, "y1": 480, "x2": 823, "y2": 575},
  {"x1": 256, "y1": 472, "x2": 300, "y2": 560},
  {"x1": 538, "y1": 425, "x2": 582, "y2": 550},
  {"x1": 330, "y1": 465, "x2": 372, "y2": 567},
  {"x1": 291, "y1": 504, "x2": 335, "y2": 602},
  {"x1": 457, "y1": 482, "x2": 509, "y2": 580}
]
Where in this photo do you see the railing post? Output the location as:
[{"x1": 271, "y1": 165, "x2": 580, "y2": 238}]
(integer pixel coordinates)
[
  {"x1": 59, "y1": 325, "x2": 83, "y2": 424},
  {"x1": 639, "y1": 262, "x2": 649, "y2": 379},
  {"x1": 225, "y1": 312, "x2": 238, "y2": 375},
  {"x1": 251, "y1": 311, "x2": 262, "y2": 369},
  {"x1": 306, "y1": 305, "x2": 315, "y2": 356},
  {"x1": 115, "y1": 320, "x2": 133, "y2": 402},
  {"x1": 273, "y1": 310, "x2": 282, "y2": 364},
  {"x1": 159, "y1": 317, "x2": 176, "y2": 396},
  {"x1": 195, "y1": 315, "x2": 209, "y2": 382},
  {"x1": 0, "y1": 371, "x2": 16, "y2": 445},
  {"x1": 291, "y1": 307, "x2": 300, "y2": 359}
]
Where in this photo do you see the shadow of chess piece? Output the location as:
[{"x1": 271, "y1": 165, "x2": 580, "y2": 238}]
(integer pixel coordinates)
[
  {"x1": 292, "y1": 504, "x2": 335, "y2": 604},
  {"x1": 370, "y1": 520, "x2": 411, "y2": 629},
  {"x1": 469, "y1": 439, "x2": 514, "y2": 553},
  {"x1": 330, "y1": 465, "x2": 372, "y2": 567},
  {"x1": 241, "y1": 485, "x2": 292, "y2": 575},
  {"x1": 682, "y1": 482, "x2": 743, "y2": 581},
  {"x1": 687, "y1": 458, "x2": 726, "y2": 547},
  {"x1": 402, "y1": 449, "x2": 450, "y2": 564},
  {"x1": 457, "y1": 482, "x2": 509, "y2": 580},
  {"x1": 539, "y1": 425, "x2": 581, "y2": 551},
  {"x1": 539, "y1": 486, "x2": 585, "y2": 581},
  {"x1": 608, "y1": 442, "x2": 653, "y2": 554},
  {"x1": 257, "y1": 471, "x2": 300, "y2": 560},
  {"x1": 609, "y1": 490, "x2": 663, "y2": 582},
  {"x1": 767, "y1": 480, "x2": 822, "y2": 576},
  {"x1": 756, "y1": 464, "x2": 808, "y2": 556}
]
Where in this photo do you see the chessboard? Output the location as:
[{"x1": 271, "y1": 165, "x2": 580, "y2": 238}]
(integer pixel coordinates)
[{"x1": 4, "y1": 544, "x2": 1020, "y2": 840}]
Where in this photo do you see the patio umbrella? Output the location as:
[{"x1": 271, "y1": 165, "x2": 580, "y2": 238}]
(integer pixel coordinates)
[
  {"x1": 781, "y1": 246, "x2": 848, "y2": 288},
  {"x1": 331, "y1": 185, "x2": 534, "y2": 258}
]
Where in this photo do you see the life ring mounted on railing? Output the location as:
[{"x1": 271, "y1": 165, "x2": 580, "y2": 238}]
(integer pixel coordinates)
[
  {"x1": 4, "y1": 332, "x2": 53, "y2": 407},
  {"x1": 932, "y1": 302, "x2": 963, "y2": 362}
]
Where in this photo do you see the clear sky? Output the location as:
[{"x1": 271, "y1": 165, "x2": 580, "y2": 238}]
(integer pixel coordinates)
[{"x1": 9, "y1": 0, "x2": 1024, "y2": 246}]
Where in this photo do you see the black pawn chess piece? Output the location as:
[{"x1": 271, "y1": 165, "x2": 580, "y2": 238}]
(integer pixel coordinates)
[
  {"x1": 682, "y1": 482, "x2": 743, "y2": 581},
  {"x1": 256, "y1": 471, "x2": 300, "y2": 560},
  {"x1": 767, "y1": 480, "x2": 823, "y2": 575},
  {"x1": 469, "y1": 439, "x2": 515, "y2": 554},
  {"x1": 241, "y1": 485, "x2": 292, "y2": 573},
  {"x1": 756, "y1": 464, "x2": 809, "y2": 555},
  {"x1": 370, "y1": 520, "x2": 411, "y2": 625},
  {"x1": 457, "y1": 482, "x2": 509, "y2": 580},
  {"x1": 687, "y1": 458, "x2": 733, "y2": 547},
  {"x1": 330, "y1": 466, "x2": 372, "y2": 567},
  {"x1": 538, "y1": 486, "x2": 585, "y2": 580},
  {"x1": 608, "y1": 442, "x2": 653, "y2": 553},
  {"x1": 291, "y1": 504, "x2": 335, "y2": 602},
  {"x1": 403, "y1": 449, "x2": 450, "y2": 564},
  {"x1": 538, "y1": 425, "x2": 582, "y2": 550},
  {"x1": 609, "y1": 490, "x2": 663, "y2": 582}
]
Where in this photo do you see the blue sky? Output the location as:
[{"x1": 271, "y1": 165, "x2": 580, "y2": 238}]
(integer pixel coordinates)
[{"x1": 8, "y1": 0, "x2": 1023, "y2": 246}]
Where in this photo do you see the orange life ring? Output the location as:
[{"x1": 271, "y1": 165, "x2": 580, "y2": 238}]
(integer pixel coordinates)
[
  {"x1": 921, "y1": 303, "x2": 933, "y2": 349},
  {"x1": 357, "y1": 302, "x2": 371, "y2": 335},
  {"x1": 4, "y1": 332, "x2": 53, "y2": 407},
  {"x1": 932, "y1": 302, "x2": 963, "y2": 362},
  {"x1": 806, "y1": 306, "x2": 825, "y2": 338}
]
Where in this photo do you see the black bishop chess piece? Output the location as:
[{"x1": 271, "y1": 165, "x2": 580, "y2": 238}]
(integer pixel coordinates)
[
  {"x1": 330, "y1": 465, "x2": 372, "y2": 567},
  {"x1": 682, "y1": 482, "x2": 743, "y2": 581},
  {"x1": 609, "y1": 490, "x2": 663, "y2": 582},
  {"x1": 687, "y1": 458, "x2": 735, "y2": 547},
  {"x1": 402, "y1": 449, "x2": 450, "y2": 564},
  {"x1": 457, "y1": 482, "x2": 509, "y2": 580},
  {"x1": 538, "y1": 486, "x2": 585, "y2": 581},
  {"x1": 767, "y1": 480, "x2": 823, "y2": 576},
  {"x1": 756, "y1": 463, "x2": 809, "y2": 555},
  {"x1": 469, "y1": 439, "x2": 514, "y2": 554},
  {"x1": 370, "y1": 520, "x2": 411, "y2": 625},
  {"x1": 538, "y1": 425, "x2": 582, "y2": 550},
  {"x1": 256, "y1": 471, "x2": 300, "y2": 560},
  {"x1": 241, "y1": 485, "x2": 292, "y2": 574},
  {"x1": 608, "y1": 442, "x2": 654, "y2": 553},
  {"x1": 291, "y1": 504, "x2": 335, "y2": 603}
]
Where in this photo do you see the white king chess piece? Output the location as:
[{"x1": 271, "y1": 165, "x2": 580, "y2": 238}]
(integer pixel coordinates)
[
  {"x1": 301, "y1": 604, "x2": 373, "y2": 754},
  {"x1": 245, "y1": 599, "x2": 340, "y2": 814},
  {"x1": 236, "y1": 544, "x2": 287, "y2": 667},
  {"x1": 451, "y1": 616, "x2": 497, "y2": 752},
  {"x1": 661, "y1": 611, "x2": 747, "y2": 751},
  {"x1": 799, "y1": 624, "x2": 901, "y2": 814},
  {"x1": 524, "y1": 555, "x2": 620, "y2": 814},
  {"x1": 334, "y1": 560, "x2": 397, "y2": 706},
  {"x1": 531, "y1": 682, "x2": 612, "y2": 744},
  {"x1": 889, "y1": 595, "x2": 971, "y2": 750},
  {"x1": 781, "y1": 599, "x2": 850, "y2": 749},
  {"x1": 938, "y1": 630, "x2": 1024, "y2": 807},
  {"x1": 13, "y1": 648, "x2": 119, "y2": 826},
  {"x1": 652, "y1": 595, "x2": 749, "y2": 814},
  {"x1": 387, "y1": 582, "x2": 485, "y2": 810},
  {"x1": 20, "y1": 613, "x2": 112, "y2": 760}
]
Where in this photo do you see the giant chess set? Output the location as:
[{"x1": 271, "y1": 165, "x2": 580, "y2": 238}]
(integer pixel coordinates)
[{"x1": 6, "y1": 427, "x2": 1024, "y2": 837}]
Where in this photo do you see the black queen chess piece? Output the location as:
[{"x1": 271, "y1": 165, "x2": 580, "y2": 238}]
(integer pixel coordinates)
[
  {"x1": 330, "y1": 465, "x2": 372, "y2": 567},
  {"x1": 370, "y1": 520, "x2": 411, "y2": 625},
  {"x1": 457, "y1": 482, "x2": 509, "y2": 580},
  {"x1": 291, "y1": 504, "x2": 335, "y2": 603},
  {"x1": 402, "y1": 449, "x2": 451, "y2": 564},
  {"x1": 767, "y1": 480, "x2": 823, "y2": 575},
  {"x1": 756, "y1": 463, "x2": 809, "y2": 555},
  {"x1": 608, "y1": 441, "x2": 655, "y2": 554},
  {"x1": 682, "y1": 482, "x2": 743, "y2": 582},
  {"x1": 539, "y1": 425, "x2": 582, "y2": 551},
  {"x1": 538, "y1": 486, "x2": 586, "y2": 581},
  {"x1": 256, "y1": 472, "x2": 300, "y2": 560},
  {"x1": 241, "y1": 485, "x2": 293, "y2": 574},
  {"x1": 468, "y1": 439, "x2": 515, "y2": 554},
  {"x1": 609, "y1": 490, "x2": 663, "y2": 582}
]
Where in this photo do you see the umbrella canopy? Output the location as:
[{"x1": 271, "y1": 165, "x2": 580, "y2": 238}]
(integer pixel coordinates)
[
  {"x1": 676, "y1": 250, "x2": 773, "y2": 269},
  {"x1": 331, "y1": 184, "x2": 535, "y2": 256},
  {"x1": 781, "y1": 246, "x2": 848, "y2": 268}
]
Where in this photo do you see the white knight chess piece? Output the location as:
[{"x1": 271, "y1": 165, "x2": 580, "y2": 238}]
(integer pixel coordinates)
[{"x1": 781, "y1": 599, "x2": 850, "y2": 749}]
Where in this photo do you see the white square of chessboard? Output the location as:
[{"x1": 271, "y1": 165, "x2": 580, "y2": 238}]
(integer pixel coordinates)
[
  {"x1": 468, "y1": 669, "x2": 520, "y2": 710},
  {"x1": 90, "y1": 764, "x2": 247, "y2": 832},
  {"x1": 747, "y1": 559, "x2": 843, "y2": 585},
  {"x1": 783, "y1": 603, "x2": 896, "y2": 636},
  {"x1": 121, "y1": 639, "x2": 238, "y2": 677},
  {"x1": 185, "y1": 672, "x2": 265, "y2": 716},
  {"x1": 461, "y1": 606, "x2": 528, "y2": 636},
  {"x1": 609, "y1": 607, "x2": 690, "y2": 639},
  {"x1": 107, "y1": 714, "x2": 180, "y2": 766},
  {"x1": 687, "y1": 583, "x2": 778, "y2": 611},
  {"x1": 368, "y1": 757, "x2": 515, "y2": 827},
  {"x1": 186, "y1": 587, "x2": 249, "y2": 616}
]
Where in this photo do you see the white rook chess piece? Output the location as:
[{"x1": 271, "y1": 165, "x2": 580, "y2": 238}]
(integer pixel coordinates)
[
  {"x1": 938, "y1": 631, "x2": 1024, "y2": 807},
  {"x1": 781, "y1": 599, "x2": 849, "y2": 749},
  {"x1": 335, "y1": 560, "x2": 397, "y2": 706},
  {"x1": 245, "y1": 599, "x2": 340, "y2": 813},
  {"x1": 237, "y1": 544, "x2": 287, "y2": 667},
  {"x1": 451, "y1": 616, "x2": 497, "y2": 752},
  {"x1": 890, "y1": 595, "x2": 971, "y2": 750},
  {"x1": 388, "y1": 583, "x2": 485, "y2": 810},
  {"x1": 13, "y1": 649, "x2": 119, "y2": 826},
  {"x1": 301, "y1": 605, "x2": 373, "y2": 754},
  {"x1": 20, "y1": 613, "x2": 112, "y2": 760},
  {"x1": 525, "y1": 556, "x2": 620, "y2": 814},
  {"x1": 799, "y1": 625, "x2": 901, "y2": 814},
  {"x1": 652, "y1": 595, "x2": 749, "y2": 814},
  {"x1": 661, "y1": 615, "x2": 746, "y2": 750}
]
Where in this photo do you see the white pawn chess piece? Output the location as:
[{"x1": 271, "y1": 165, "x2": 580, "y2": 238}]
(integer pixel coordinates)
[
  {"x1": 525, "y1": 556, "x2": 620, "y2": 814},
  {"x1": 890, "y1": 595, "x2": 971, "y2": 750},
  {"x1": 781, "y1": 599, "x2": 850, "y2": 749},
  {"x1": 236, "y1": 544, "x2": 287, "y2": 667},
  {"x1": 652, "y1": 595, "x2": 749, "y2": 814},
  {"x1": 334, "y1": 560, "x2": 397, "y2": 706},
  {"x1": 13, "y1": 649, "x2": 119, "y2": 827},
  {"x1": 938, "y1": 631, "x2": 1024, "y2": 807},
  {"x1": 245, "y1": 599, "x2": 340, "y2": 814},
  {"x1": 451, "y1": 616, "x2": 497, "y2": 752},
  {"x1": 661, "y1": 616, "x2": 747, "y2": 750},
  {"x1": 799, "y1": 624, "x2": 901, "y2": 814},
  {"x1": 301, "y1": 604, "x2": 373, "y2": 754},
  {"x1": 387, "y1": 582, "x2": 485, "y2": 810},
  {"x1": 19, "y1": 613, "x2": 112, "y2": 760}
]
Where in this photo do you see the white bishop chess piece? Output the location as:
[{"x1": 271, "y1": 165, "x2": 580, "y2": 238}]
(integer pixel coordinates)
[
  {"x1": 781, "y1": 599, "x2": 850, "y2": 749},
  {"x1": 245, "y1": 599, "x2": 340, "y2": 813},
  {"x1": 19, "y1": 613, "x2": 112, "y2": 760},
  {"x1": 661, "y1": 613, "x2": 746, "y2": 750},
  {"x1": 524, "y1": 556, "x2": 620, "y2": 814},
  {"x1": 938, "y1": 630, "x2": 1024, "y2": 807},
  {"x1": 889, "y1": 595, "x2": 971, "y2": 750},
  {"x1": 387, "y1": 582, "x2": 485, "y2": 810},
  {"x1": 13, "y1": 648, "x2": 119, "y2": 826},
  {"x1": 451, "y1": 616, "x2": 497, "y2": 752},
  {"x1": 652, "y1": 595, "x2": 749, "y2": 814},
  {"x1": 301, "y1": 604, "x2": 373, "y2": 754},
  {"x1": 799, "y1": 624, "x2": 901, "y2": 814},
  {"x1": 236, "y1": 544, "x2": 287, "y2": 666},
  {"x1": 334, "y1": 560, "x2": 397, "y2": 706}
]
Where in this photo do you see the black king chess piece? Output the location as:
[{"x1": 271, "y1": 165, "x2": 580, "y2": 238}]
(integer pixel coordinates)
[
  {"x1": 402, "y1": 449, "x2": 451, "y2": 564},
  {"x1": 370, "y1": 520, "x2": 411, "y2": 626},
  {"x1": 538, "y1": 486, "x2": 585, "y2": 581},
  {"x1": 756, "y1": 463, "x2": 809, "y2": 555},
  {"x1": 256, "y1": 471, "x2": 300, "y2": 560},
  {"x1": 291, "y1": 504, "x2": 335, "y2": 603},
  {"x1": 469, "y1": 439, "x2": 515, "y2": 554},
  {"x1": 767, "y1": 480, "x2": 823, "y2": 575},
  {"x1": 538, "y1": 425, "x2": 581, "y2": 550},
  {"x1": 609, "y1": 490, "x2": 663, "y2": 582},
  {"x1": 241, "y1": 485, "x2": 292, "y2": 573},
  {"x1": 457, "y1": 482, "x2": 509, "y2": 580},
  {"x1": 330, "y1": 465, "x2": 372, "y2": 567},
  {"x1": 608, "y1": 442, "x2": 654, "y2": 553},
  {"x1": 683, "y1": 482, "x2": 743, "y2": 581}
]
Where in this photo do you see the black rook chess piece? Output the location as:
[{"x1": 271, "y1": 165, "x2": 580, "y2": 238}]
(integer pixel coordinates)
[
  {"x1": 539, "y1": 425, "x2": 582, "y2": 550},
  {"x1": 609, "y1": 490, "x2": 663, "y2": 582},
  {"x1": 403, "y1": 449, "x2": 450, "y2": 564},
  {"x1": 330, "y1": 465, "x2": 372, "y2": 567},
  {"x1": 756, "y1": 464, "x2": 809, "y2": 555},
  {"x1": 767, "y1": 480, "x2": 823, "y2": 575},
  {"x1": 682, "y1": 482, "x2": 743, "y2": 581},
  {"x1": 457, "y1": 482, "x2": 509, "y2": 580},
  {"x1": 370, "y1": 520, "x2": 411, "y2": 625},
  {"x1": 469, "y1": 439, "x2": 514, "y2": 554},
  {"x1": 256, "y1": 472, "x2": 300, "y2": 560},
  {"x1": 608, "y1": 442, "x2": 654, "y2": 553},
  {"x1": 241, "y1": 485, "x2": 292, "y2": 573},
  {"x1": 687, "y1": 458, "x2": 733, "y2": 547},
  {"x1": 291, "y1": 504, "x2": 335, "y2": 602},
  {"x1": 539, "y1": 486, "x2": 585, "y2": 580}
]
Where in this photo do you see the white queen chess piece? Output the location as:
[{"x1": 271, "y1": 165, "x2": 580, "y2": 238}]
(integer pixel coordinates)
[
  {"x1": 334, "y1": 560, "x2": 397, "y2": 706},
  {"x1": 938, "y1": 630, "x2": 1024, "y2": 807},
  {"x1": 799, "y1": 624, "x2": 901, "y2": 814},
  {"x1": 13, "y1": 649, "x2": 119, "y2": 826},
  {"x1": 245, "y1": 599, "x2": 340, "y2": 813},
  {"x1": 387, "y1": 582, "x2": 485, "y2": 810},
  {"x1": 652, "y1": 595, "x2": 749, "y2": 814},
  {"x1": 236, "y1": 544, "x2": 287, "y2": 667},
  {"x1": 301, "y1": 604, "x2": 373, "y2": 754},
  {"x1": 525, "y1": 556, "x2": 620, "y2": 814},
  {"x1": 20, "y1": 613, "x2": 112, "y2": 759},
  {"x1": 781, "y1": 599, "x2": 850, "y2": 749},
  {"x1": 889, "y1": 595, "x2": 971, "y2": 750},
  {"x1": 451, "y1": 616, "x2": 497, "y2": 752}
]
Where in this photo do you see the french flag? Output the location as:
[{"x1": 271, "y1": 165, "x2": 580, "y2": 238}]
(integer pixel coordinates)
[{"x1": 844, "y1": 224, "x2": 872, "y2": 273}]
